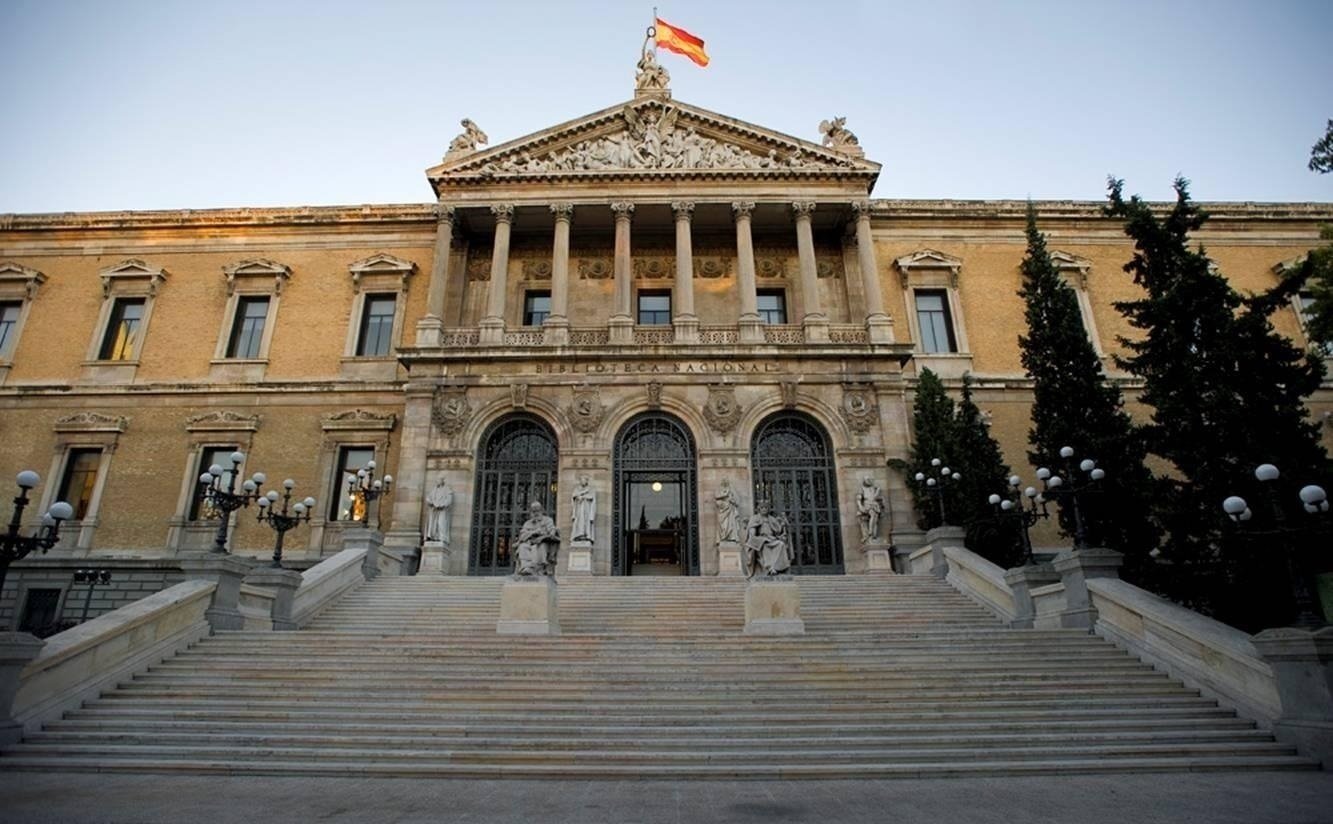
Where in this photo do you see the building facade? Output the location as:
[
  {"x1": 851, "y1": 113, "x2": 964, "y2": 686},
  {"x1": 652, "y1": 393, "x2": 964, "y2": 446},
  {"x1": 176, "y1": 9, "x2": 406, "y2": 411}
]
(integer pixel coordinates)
[{"x1": 2, "y1": 73, "x2": 1331, "y2": 627}]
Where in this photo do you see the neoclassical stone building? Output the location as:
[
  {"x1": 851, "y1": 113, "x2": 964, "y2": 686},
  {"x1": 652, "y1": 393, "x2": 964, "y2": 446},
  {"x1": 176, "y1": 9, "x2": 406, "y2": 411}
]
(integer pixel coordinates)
[{"x1": 1, "y1": 70, "x2": 1330, "y2": 626}]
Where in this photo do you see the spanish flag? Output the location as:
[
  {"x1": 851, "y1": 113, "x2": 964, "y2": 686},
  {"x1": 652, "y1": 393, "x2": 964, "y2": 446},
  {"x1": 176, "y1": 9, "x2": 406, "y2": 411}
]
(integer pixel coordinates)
[{"x1": 655, "y1": 18, "x2": 709, "y2": 67}]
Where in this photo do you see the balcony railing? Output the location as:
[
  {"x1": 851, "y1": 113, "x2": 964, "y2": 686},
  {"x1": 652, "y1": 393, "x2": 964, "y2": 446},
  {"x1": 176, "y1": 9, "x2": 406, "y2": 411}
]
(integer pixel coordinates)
[{"x1": 429, "y1": 323, "x2": 873, "y2": 349}]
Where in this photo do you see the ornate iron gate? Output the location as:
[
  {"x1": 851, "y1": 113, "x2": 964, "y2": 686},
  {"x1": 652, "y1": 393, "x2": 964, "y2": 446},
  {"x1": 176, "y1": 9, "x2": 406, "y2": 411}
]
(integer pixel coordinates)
[
  {"x1": 612, "y1": 413, "x2": 699, "y2": 575},
  {"x1": 750, "y1": 413, "x2": 844, "y2": 574},
  {"x1": 468, "y1": 414, "x2": 558, "y2": 576}
]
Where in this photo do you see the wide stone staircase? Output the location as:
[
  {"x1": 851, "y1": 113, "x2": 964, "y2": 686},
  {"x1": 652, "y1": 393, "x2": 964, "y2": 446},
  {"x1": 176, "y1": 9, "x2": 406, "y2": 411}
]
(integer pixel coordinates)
[{"x1": 0, "y1": 574, "x2": 1316, "y2": 777}]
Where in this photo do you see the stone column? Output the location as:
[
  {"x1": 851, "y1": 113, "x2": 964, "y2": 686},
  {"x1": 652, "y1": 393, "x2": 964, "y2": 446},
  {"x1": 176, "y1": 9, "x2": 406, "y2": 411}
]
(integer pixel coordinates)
[
  {"x1": 383, "y1": 382, "x2": 434, "y2": 557},
  {"x1": 852, "y1": 200, "x2": 894, "y2": 344},
  {"x1": 415, "y1": 204, "x2": 455, "y2": 347},
  {"x1": 733, "y1": 201, "x2": 764, "y2": 344},
  {"x1": 671, "y1": 201, "x2": 699, "y2": 343},
  {"x1": 479, "y1": 203, "x2": 514, "y2": 345},
  {"x1": 0, "y1": 633, "x2": 44, "y2": 745},
  {"x1": 608, "y1": 201, "x2": 635, "y2": 345},
  {"x1": 543, "y1": 203, "x2": 573, "y2": 345},
  {"x1": 1052, "y1": 548, "x2": 1125, "y2": 631},
  {"x1": 793, "y1": 201, "x2": 829, "y2": 342}
]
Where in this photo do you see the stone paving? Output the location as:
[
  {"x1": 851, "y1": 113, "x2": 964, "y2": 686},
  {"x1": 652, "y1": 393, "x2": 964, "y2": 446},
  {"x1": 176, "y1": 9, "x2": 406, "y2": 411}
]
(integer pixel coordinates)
[{"x1": 1, "y1": 771, "x2": 1331, "y2": 824}]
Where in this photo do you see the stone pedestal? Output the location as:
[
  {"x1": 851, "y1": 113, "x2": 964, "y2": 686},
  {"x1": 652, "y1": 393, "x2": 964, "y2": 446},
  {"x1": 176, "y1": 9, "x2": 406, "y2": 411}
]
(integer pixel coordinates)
[
  {"x1": 608, "y1": 315, "x2": 633, "y2": 345},
  {"x1": 565, "y1": 540, "x2": 593, "y2": 576},
  {"x1": 478, "y1": 317, "x2": 505, "y2": 345},
  {"x1": 0, "y1": 632, "x2": 45, "y2": 745},
  {"x1": 717, "y1": 541, "x2": 747, "y2": 578},
  {"x1": 1003, "y1": 563, "x2": 1061, "y2": 629},
  {"x1": 866, "y1": 315, "x2": 895, "y2": 344},
  {"x1": 672, "y1": 316, "x2": 700, "y2": 344},
  {"x1": 862, "y1": 544, "x2": 894, "y2": 574},
  {"x1": 497, "y1": 577, "x2": 560, "y2": 636},
  {"x1": 419, "y1": 540, "x2": 448, "y2": 574},
  {"x1": 923, "y1": 525, "x2": 966, "y2": 579},
  {"x1": 541, "y1": 317, "x2": 570, "y2": 346},
  {"x1": 1052, "y1": 548, "x2": 1124, "y2": 631},
  {"x1": 1253, "y1": 626, "x2": 1333, "y2": 767},
  {"x1": 801, "y1": 315, "x2": 830, "y2": 344},
  {"x1": 414, "y1": 316, "x2": 444, "y2": 347},
  {"x1": 343, "y1": 527, "x2": 385, "y2": 581},
  {"x1": 180, "y1": 553, "x2": 254, "y2": 631},
  {"x1": 244, "y1": 567, "x2": 303, "y2": 631},
  {"x1": 738, "y1": 317, "x2": 765, "y2": 344},
  {"x1": 744, "y1": 579, "x2": 805, "y2": 636}
]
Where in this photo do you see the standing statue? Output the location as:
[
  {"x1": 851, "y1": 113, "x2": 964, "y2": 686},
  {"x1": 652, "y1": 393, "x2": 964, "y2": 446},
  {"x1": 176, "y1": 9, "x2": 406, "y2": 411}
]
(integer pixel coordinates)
[
  {"x1": 425, "y1": 477, "x2": 454, "y2": 544},
  {"x1": 635, "y1": 40, "x2": 671, "y2": 92},
  {"x1": 513, "y1": 501, "x2": 560, "y2": 578},
  {"x1": 856, "y1": 476, "x2": 886, "y2": 543},
  {"x1": 571, "y1": 475, "x2": 596, "y2": 542},
  {"x1": 715, "y1": 479, "x2": 743, "y2": 544},
  {"x1": 745, "y1": 499, "x2": 794, "y2": 578},
  {"x1": 445, "y1": 118, "x2": 488, "y2": 159}
]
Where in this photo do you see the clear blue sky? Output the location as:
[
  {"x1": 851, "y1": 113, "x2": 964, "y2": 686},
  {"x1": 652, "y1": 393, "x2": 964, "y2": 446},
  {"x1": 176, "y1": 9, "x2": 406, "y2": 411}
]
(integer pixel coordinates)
[{"x1": 2, "y1": 0, "x2": 1330, "y2": 212}]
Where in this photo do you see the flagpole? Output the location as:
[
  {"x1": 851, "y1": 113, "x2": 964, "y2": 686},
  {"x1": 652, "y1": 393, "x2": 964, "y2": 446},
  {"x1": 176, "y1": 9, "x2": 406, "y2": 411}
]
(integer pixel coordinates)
[{"x1": 651, "y1": 6, "x2": 658, "y2": 54}]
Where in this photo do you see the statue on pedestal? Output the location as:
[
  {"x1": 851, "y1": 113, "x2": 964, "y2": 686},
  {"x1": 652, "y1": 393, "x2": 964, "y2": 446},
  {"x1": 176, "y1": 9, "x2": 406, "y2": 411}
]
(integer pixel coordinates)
[
  {"x1": 513, "y1": 501, "x2": 560, "y2": 578},
  {"x1": 715, "y1": 479, "x2": 743, "y2": 544},
  {"x1": 425, "y1": 477, "x2": 454, "y2": 544},
  {"x1": 856, "y1": 476, "x2": 885, "y2": 544},
  {"x1": 745, "y1": 499, "x2": 794, "y2": 578},
  {"x1": 571, "y1": 475, "x2": 596, "y2": 542}
]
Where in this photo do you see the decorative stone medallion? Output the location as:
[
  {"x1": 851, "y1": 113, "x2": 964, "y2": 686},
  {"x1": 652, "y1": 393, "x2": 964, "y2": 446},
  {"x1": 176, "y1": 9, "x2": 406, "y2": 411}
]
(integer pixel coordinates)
[
  {"x1": 568, "y1": 384, "x2": 605, "y2": 434},
  {"x1": 842, "y1": 384, "x2": 878, "y2": 433},
  {"x1": 703, "y1": 386, "x2": 742, "y2": 434},
  {"x1": 511, "y1": 383, "x2": 528, "y2": 409},
  {"x1": 432, "y1": 388, "x2": 471, "y2": 435},
  {"x1": 646, "y1": 381, "x2": 663, "y2": 409}
]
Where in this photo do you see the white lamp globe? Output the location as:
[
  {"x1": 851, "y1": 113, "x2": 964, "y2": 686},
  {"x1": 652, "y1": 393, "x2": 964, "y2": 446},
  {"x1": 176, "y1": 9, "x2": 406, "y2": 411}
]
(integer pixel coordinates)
[
  {"x1": 49, "y1": 501, "x2": 74, "y2": 521},
  {"x1": 1025, "y1": 487, "x2": 1038, "y2": 499},
  {"x1": 1222, "y1": 496, "x2": 1248, "y2": 516},
  {"x1": 256, "y1": 497, "x2": 270, "y2": 508},
  {"x1": 209, "y1": 464, "x2": 225, "y2": 477},
  {"x1": 15, "y1": 470, "x2": 40, "y2": 489},
  {"x1": 1079, "y1": 459, "x2": 1095, "y2": 472},
  {"x1": 1000, "y1": 500, "x2": 1014, "y2": 511},
  {"x1": 1090, "y1": 468, "x2": 1106, "y2": 481},
  {"x1": 1036, "y1": 468, "x2": 1051, "y2": 480},
  {"x1": 1059, "y1": 446, "x2": 1075, "y2": 459},
  {"x1": 1008, "y1": 475, "x2": 1021, "y2": 488},
  {"x1": 1255, "y1": 464, "x2": 1280, "y2": 482},
  {"x1": 988, "y1": 494, "x2": 1002, "y2": 506},
  {"x1": 1047, "y1": 476, "x2": 1064, "y2": 489},
  {"x1": 1298, "y1": 485, "x2": 1326, "y2": 505},
  {"x1": 229, "y1": 451, "x2": 245, "y2": 465},
  {"x1": 266, "y1": 490, "x2": 280, "y2": 502},
  {"x1": 283, "y1": 479, "x2": 296, "y2": 490},
  {"x1": 926, "y1": 478, "x2": 937, "y2": 487}
]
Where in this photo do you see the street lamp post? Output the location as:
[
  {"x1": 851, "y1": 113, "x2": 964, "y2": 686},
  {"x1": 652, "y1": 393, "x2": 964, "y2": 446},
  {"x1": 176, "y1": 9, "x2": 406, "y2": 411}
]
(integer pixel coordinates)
[
  {"x1": 345, "y1": 460, "x2": 392, "y2": 527},
  {"x1": 1223, "y1": 463, "x2": 1329, "y2": 628},
  {"x1": 1036, "y1": 446, "x2": 1106, "y2": 550},
  {"x1": 913, "y1": 458, "x2": 961, "y2": 525},
  {"x1": 987, "y1": 474, "x2": 1050, "y2": 565},
  {"x1": 0, "y1": 471, "x2": 74, "y2": 596},
  {"x1": 73, "y1": 568, "x2": 112, "y2": 624},
  {"x1": 197, "y1": 451, "x2": 265, "y2": 554},
  {"x1": 255, "y1": 479, "x2": 316, "y2": 568}
]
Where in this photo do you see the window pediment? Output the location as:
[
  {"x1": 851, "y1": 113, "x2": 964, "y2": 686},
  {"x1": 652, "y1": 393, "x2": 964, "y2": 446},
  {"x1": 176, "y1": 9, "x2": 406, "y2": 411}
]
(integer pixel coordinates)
[
  {"x1": 894, "y1": 249, "x2": 962, "y2": 288},
  {"x1": 348, "y1": 253, "x2": 416, "y2": 293},
  {"x1": 0, "y1": 261, "x2": 47, "y2": 299},
  {"x1": 1050, "y1": 250, "x2": 1092, "y2": 288},
  {"x1": 54, "y1": 412, "x2": 129, "y2": 433},
  {"x1": 99, "y1": 259, "x2": 166, "y2": 297},
  {"x1": 222, "y1": 259, "x2": 291, "y2": 295}
]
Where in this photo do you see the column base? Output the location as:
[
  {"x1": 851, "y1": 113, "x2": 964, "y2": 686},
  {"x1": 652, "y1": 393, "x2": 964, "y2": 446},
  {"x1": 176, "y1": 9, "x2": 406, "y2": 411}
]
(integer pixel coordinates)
[
  {"x1": 802, "y1": 314, "x2": 830, "y2": 343},
  {"x1": 745, "y1": 579, "x2": 805, "y2": 635},
  {"x1": 608, "y1": 315, "x2": 633, "y2": 345},
  {"x1": 414, "y1": 315, "x2": 444, "y2": 347},
  {"x1": 672, "y1": 315, "x2": 700, "y2": 344},
  {"x1": 565, "y1": 540, "x2": 594, "y2": 576},
  {"x1": 862, "y1": 544, "x2": 895, "y2": 574},
  {"x1": 717, "y1": 541, "x2": 746, "y2": 577},
  {"x1": 738, "y1": 315, "x2": 765, "y2": 344},
  {"x1": 497, "y1": 577, "x2": 560, "y2": 635},
  {"x1": 866, "y1": 314, "x2": 895, "y2": 344},
  {"x1": 478, "y1": 317, "x2": 505, "y2": 345},
  {"x1": 542, "y1": 316, "x2": 570, "y2": 346}
]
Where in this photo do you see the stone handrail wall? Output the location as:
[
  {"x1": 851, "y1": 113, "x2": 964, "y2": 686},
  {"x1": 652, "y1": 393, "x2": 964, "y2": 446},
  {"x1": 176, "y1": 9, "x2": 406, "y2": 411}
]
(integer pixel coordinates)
[
  {"x1": 291, "y1": 547, "x2": 368, "y2": 628},
  {"x1": 1030, "y1": 582, "x2": 1067, "y2": 630},
  {"x1": 1087, "y1": 577, "x2": 1281, "y2": 723},
  {"x1": 12, "y1": 579, "x2": 215, "y2": 732},
  {"x1": 942, "y1": 546, "x2": 1016, "y2": 623},
  {"x1": 238, "y1": 583, "x2": 276, "y2": 632},
  {"x1": 907, "y1": 545, "x2": 935, "y2": 576}
]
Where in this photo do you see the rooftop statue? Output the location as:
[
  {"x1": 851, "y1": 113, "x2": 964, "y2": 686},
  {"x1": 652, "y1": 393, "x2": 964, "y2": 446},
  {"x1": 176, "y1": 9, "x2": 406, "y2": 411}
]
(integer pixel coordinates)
[
  {"x1": 445, "y1": 118, "x2": 488, "y2": 160},
  {"x1": 635, "y1": 39, "x2": 671, "y2": 94},
  {"x1": 819, "y1": 116, "x2": 862, "y2": 155}
]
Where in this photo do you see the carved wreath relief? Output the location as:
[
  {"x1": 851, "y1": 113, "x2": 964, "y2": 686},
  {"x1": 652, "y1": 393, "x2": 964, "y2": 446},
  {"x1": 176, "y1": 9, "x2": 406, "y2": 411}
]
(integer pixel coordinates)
[
  {"x1": 841, "y1": 385, "x2": 879, "y2": 434},
  {"x1": 703, "y1": 386, "x2": 742, "y2": 435},
  {"x1": 432, "y1": 388, "x2": 472, "y2": 435},
  {"x1": 568, "y1": 384, "x2": 605, "y2": 434}
]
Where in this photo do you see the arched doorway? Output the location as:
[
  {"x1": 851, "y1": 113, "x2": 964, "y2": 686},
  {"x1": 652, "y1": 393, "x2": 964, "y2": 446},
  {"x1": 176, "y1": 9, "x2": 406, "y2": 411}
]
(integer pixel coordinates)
[
  {"x1": 750, "y1": 412, "x2": 844, "y2": 574},
  {"x1": 612, "y1": 413, "x2": 699, "y2": 576},
  {"x1": 468, "y1": 413, "x2": 558, "y2": 576}
]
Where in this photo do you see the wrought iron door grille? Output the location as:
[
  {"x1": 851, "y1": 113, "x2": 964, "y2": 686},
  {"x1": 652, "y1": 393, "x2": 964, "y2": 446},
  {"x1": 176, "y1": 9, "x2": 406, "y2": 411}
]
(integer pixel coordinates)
[
  {"x1": 750, "y1": 413, "x2": 844, "y2": 574},
  {"x1": 468, "y1": 414, "x2": 559, "y2": 576}
]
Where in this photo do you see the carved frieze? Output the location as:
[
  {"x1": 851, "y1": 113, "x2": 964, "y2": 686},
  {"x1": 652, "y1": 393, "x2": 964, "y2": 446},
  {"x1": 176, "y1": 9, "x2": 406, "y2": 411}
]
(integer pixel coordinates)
[
  {"x1": 816, "y1": 257, "x2": 844, "y2": 279},
  {"x1": 521, "y1": 260, "x2": 552, "y2": 280},
  {"x1": 842, "y1": 384, "x2": 879, "y2": 434},
  {"x1": 578, "y1": 258, "x2": 613, "y2": 280},
  {"x1": 568, "y1": 384, "x2": 605, "y2": 434},
  {"x1": 693, "y1": 257, "x2": 730, "y2": 279},
  {"x1": 703, "y1": 386, "x2": 742, "y2": 434},
  {"x1": 756, "y1": 257, "x2": 787, "y2": 279},
  {"x1": 431, "y1": 389, "x2": 471, "y2": 435},
  {"x1": 466, "y1": 253, "x2": 492, "y2": 282},
  {"x1": 633, "y1": 258, "x2": 672, "y2": 279}
]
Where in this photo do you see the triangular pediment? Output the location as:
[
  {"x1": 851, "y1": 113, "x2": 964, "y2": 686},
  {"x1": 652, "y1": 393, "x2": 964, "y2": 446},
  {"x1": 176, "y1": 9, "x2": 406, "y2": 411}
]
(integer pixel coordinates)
[
  {"x1": 427, "y1": 97, "x2": 880, "y2": 191},
  {"x1": 894, "y1": 249, "x2": 962, "y2": 271},
  {"x1": 1049, "y1": 250, "x2": 1091, "y2": 271}
]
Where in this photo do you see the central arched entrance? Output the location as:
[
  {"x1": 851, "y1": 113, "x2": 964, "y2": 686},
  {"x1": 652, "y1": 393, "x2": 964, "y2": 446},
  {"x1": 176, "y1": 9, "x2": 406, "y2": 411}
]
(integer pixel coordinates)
[{"x1": 612, "y1": 412, "x2": 699, "y2": 576}]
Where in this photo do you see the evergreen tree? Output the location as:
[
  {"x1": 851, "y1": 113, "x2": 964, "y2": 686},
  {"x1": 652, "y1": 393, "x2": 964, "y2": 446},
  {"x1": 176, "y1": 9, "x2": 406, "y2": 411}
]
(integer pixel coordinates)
[
  {"x1": 1016, "y1": 204, "x2": 1158, "y2": 573},
  {"x1": 1300, "y1": 226, "x2": 1333, "y2": 348},
  {"x1": 1310, "y1": 118, "x2": 1333, "y2": 174},
  {"x1": 954, "y1": 375, "x2": 1019, "y2": 566},
  {"x1": 900, "y1": 367, "x2": 959, "y2": 531},
  {"x1": 1105, "y1": 177, "x2": 1329, "y2": 628}
]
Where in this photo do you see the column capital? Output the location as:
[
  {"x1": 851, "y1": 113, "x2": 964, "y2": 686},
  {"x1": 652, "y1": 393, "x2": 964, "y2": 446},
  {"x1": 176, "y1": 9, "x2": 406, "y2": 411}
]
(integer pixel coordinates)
[
  {"x1": 550, "y1": 202, "x2": 574, "y2": 222},
  {"x1": 610, "y1": 201, "x2": 636, "y2": 220},
  {"x1": 434, "y1": 203, "x2": 456, "y2": 224},
  {"x1": 851, "y1": 200, "x2": 873, "y2": 219},
  {"x1": 490, "y1": 204, "x2": 515, "y2": 224},
  {"x1": 792, "y1": 201, "x2": 817, "y2": 219},
  {"x1": 671, "y1": 201, "x2": 695, "y2": 220},
  {"x1": 732, "y1": 201, "x2": 756, "y2": 219}
]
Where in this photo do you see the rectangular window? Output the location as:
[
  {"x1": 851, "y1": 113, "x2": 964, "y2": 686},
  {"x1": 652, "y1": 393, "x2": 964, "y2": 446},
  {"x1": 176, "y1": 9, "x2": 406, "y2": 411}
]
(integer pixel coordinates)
[
  {"x1": 523, "y1": 291, "x2": 551, "y2": 326},
  {"x1": 98, "y1": 297, "x2": 146, "y2": 360},
  {"x1": 637, "y1": 291, "x2": 671, "y2": 325},
  {"x1": 915, "y1": 290, "x2": 957, "y2": 353},
  {"x1": 756, "y1": 290, "x2": 787, "y2": 324},
  {"x1": 57, "y1": 448, "x2": 102, "y2": 520},
  {"x1": 356, "y1": 294, "x2": 396, "y2": 357},
  {"x1": 0, "y1": 301, "x2": 21, "y2": 358},
  {"x1": 330, "y1": 446, "x2": 375, "y2": 521},
  {"x1": 189, "y1": 446, "x2": 238, "y2": 519},
  {"x1": 226, "y1": 296, "x2": 270, "y2": 359},
  {"x1": 19, "y1": 588, "x2": 62, "y2": 635}
]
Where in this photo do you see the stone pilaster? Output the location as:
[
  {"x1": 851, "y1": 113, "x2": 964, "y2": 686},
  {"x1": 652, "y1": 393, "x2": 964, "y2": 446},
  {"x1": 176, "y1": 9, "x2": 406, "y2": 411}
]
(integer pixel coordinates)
[
  {"x1": 384, "y1": 382, "x2": 433, "y2": 555},
  {"x1": 793, "y1": 201, "x2": 828, "y2": 343},
  {"x1": 479, "y1": 204, "x2": 514, "y2": 345},
  {"x1": 1052, "y1": 548, "x2": 1124, "y2": 631},
  {"x1": 671, "y1": 201, "x2": 699, "y2": 343},
  {"x1": 415, "y1": 204, "x2": 455, "y2": 346},
  {"x1": 852, "y1": 200, "x2": 894, "y2": 344},
  {"x1": 544, "y1": 203, "x2": 573, "y2": 346},
  {"x1": 0, "y1": 632, "x2": 45, "y2": 745},
  {"x1": 609, "y1": 201, "x2": 635, "y2": 345},
  {"x1": 732, "y1": 201, "x2": 764, "y2": 344}
]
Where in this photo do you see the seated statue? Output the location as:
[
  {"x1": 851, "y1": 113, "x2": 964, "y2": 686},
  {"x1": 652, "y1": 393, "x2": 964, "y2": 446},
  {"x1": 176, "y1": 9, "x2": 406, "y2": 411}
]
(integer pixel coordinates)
[
  {"x1": 745, "y1": 499, "x2": 794, "y2": 578},
  {"x1": 513, "y1": 501, "x2": 560, "y2": 578}
]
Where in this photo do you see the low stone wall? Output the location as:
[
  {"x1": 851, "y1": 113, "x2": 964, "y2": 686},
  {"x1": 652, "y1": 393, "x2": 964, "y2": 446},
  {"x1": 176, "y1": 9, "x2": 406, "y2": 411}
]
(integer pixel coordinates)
[
  {"x1": 238, "y1": 583, "x2": 276, "y2": 632},
  {"x1": 1030, "y1": 582, "x2": 1066, "y2": 630},
  {"x1": 291, "y1": 548, "x2": 367, "y2": 628},
  {"x1": 1087, "y1": 577, "x2": 1281, "y2": 723},
  {"x1": 906, "y1": 545, "x2": 934, "y2": 576},
  {"x1": 942, "y1": 546, "x2": 1016, "y2": 623},
  {"x1": 0, "y1": 558, "x2": 186, "y2": 632},
  {"x1": 11, "y1": 579, "x2": 215, "y2": 733}
]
